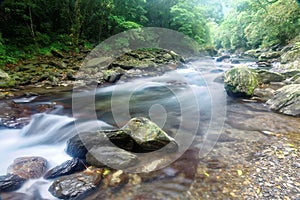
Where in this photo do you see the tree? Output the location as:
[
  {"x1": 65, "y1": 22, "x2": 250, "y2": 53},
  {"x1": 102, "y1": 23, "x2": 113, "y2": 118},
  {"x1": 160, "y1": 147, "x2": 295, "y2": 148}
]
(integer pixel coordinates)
[{"x1": 170, "y1": 1, "x2": 209, "y2": 45}]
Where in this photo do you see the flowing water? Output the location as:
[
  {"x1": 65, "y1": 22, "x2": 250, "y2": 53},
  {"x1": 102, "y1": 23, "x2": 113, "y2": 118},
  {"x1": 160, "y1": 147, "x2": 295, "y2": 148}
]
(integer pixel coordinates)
[{"x1": 0, "y1": 58, "x2": 299, "y2": 199}]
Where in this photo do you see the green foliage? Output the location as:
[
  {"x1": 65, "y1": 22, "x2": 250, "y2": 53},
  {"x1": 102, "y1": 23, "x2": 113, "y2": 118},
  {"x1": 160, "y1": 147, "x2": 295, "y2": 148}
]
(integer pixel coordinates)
[
  {"x1": 215, "y1": 0, "x2": 300, "y2": 51},
  {"x1": 170, "y1": 1, "x2": 209, "y2": 45}
]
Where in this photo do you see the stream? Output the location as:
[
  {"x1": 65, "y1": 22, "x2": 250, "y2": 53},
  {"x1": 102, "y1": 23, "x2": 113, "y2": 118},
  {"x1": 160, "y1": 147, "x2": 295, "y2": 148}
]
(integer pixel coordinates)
[{"x1": 0, "y1": 57, "x2": 299, "y2": 199}]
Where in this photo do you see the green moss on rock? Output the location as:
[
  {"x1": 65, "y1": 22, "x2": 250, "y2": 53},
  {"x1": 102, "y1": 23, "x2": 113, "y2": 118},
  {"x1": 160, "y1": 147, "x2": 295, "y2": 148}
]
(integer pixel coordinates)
[{"x1": 224, "y1": 66, "x2": 259, "y2": 97}]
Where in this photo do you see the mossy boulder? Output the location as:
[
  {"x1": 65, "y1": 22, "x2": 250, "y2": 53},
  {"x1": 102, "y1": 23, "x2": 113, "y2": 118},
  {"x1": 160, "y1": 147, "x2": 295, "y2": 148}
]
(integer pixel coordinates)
[
  {"x1": 66, "y1": 117, "x2": 178, "y2": 161},
  {"x1": 267, "y1": 84, "x2": 300, "y2": 117},
  {"x1": 123, "y1": 117, "x2": 178, "y2": 152},
  {"x1": 224, "y1": 66, "x2": 259, "y2": 97}
]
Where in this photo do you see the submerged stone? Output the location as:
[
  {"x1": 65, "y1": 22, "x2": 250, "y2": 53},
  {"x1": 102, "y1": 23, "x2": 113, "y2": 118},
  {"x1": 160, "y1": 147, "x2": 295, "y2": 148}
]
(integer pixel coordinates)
[
  {"x1": 0, "y1": 174, "x2": 26, "y2": 192},
  {"x1": 48, "y1": 167, "x2": 102, "y2": 199},
  {"x1": 224, "y1": 66, "x2": 259, "y2": 97},
  {"x1": 7, "y1": 157, "x2": 48, "y2": 179},
  {"x1": 267, "y1": 84, "x2": 300, "y2": 117}
]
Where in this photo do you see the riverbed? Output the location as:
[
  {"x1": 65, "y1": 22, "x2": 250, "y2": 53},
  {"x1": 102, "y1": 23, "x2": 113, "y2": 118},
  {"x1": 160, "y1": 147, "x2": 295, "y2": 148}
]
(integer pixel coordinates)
[{"x1": 0, "y1": 58, "x2": 299, "y2": 199}]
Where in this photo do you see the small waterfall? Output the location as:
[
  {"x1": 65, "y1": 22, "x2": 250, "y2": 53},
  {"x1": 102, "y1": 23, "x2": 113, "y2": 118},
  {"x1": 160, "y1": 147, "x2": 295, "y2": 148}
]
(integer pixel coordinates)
[
  {"x1": 0, "y1": 113, "x2": 113, "y2": 176},
  {"x1": 19, "y1": 113, "x2": 112, "y2": 146}
]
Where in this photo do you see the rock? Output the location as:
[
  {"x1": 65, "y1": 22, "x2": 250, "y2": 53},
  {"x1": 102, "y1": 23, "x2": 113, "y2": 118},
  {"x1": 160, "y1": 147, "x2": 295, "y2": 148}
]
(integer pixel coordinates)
[
  {"x1": 215, "y1": 55, "x2": 230, "y2": 62},
  {"x1": 0, "y1": 69, "x2": 10, "y2": 80},
  {"x1": 48, "y1": 61, "x2": 67, "y2": 69},
  {"x1": 7, "y1": 157, "x2": 48, "y2": 179},
  {"x1": 282, "y1": 70, "x2": 300, "y2": 78},
  {"x1": 66, "y1": 132, "x2": 109, "y2": 159},
  {"x1": 267, "y1": 84, "x2": 300, "y2": 116},
  {"x1": 0, "y1": 174, "x2": 26, "y2": 192},
  {"x1": 224, "y1": 66, "x2": 259, "y2": 97},
  {"x1": 66, "y1": 130, "x2": 133, "y2": 159},
  {"x1": 103, "y1": 70, "x2": 124, "y2": 83},
  {"x1": 281, "y1": 46, "x2": 300, "y2": 64},
  {"x1": 257, "y1": 70, "x2": 285, "y2": 84},
  {"x1": 86, "y1": 57, "x2": 112, "y2": 68},
  {"x1": 294, "y1": 77, "x2": 300, "y2": 84},
  {"x1": 259, "y1": 51, "x2": 281, "y2": 60},
  {"x1": 257, "y1": 61, "x2": 272, "y2": 68},
  {"x1": 230, "y1": 59, "x2": 240, "y2": 64},
  {"x1": 66, "y1": 117, "x2": 177, "y2": 158},
  {"x1": 0, "y1": 69, "x2": 10, "y2": 87},
  {"x1": 244, "y1": 49, "x2": 261, "y2": 58},
  {"x1": 44, "y1": 158, "x2": 87, "y2": 179},
  {"x1": 48, "y1": 167, "x2": 103, "y2": 199},
  {"x1": 269, "y1": 82, "x2": 286, "y2": 90},
  {"x1": 86, "y1": 146, "x2": 138, "y2": 169},
  {"x1": 51, "y1": 49, "x2": 64, "y2": 58},
  {"x1": 123, "y1": 117, "x2": 178, "y2": 152},
  {"x1": 253, "y1": 88, "x2": 275, "y2": 101}
]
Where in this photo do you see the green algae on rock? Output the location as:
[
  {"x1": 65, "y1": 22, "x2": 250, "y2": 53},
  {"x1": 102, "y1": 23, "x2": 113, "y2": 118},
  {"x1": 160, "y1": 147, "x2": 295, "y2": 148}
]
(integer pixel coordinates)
[
  {"x1": 123, "y1": 117, "x2": 178, "y2": 152},
  {"x1": 224, "y1": 66, "x2": 259, "y2": 97}
]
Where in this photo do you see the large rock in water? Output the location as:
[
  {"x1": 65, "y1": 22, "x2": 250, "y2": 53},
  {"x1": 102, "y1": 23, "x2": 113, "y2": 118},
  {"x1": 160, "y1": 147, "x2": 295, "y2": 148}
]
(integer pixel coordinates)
[
  {"x1": 123, "y1": 117, "x2": 178, "y2": 152},
  {"x1": 66, "y1": 117, "x2": 178, "y2": 160},
  {"x1": 224, "y1": 66, "x2": 259, "y2": 97},
  {"x1": 7, "y1": 157, "x2": 48, "y2": 179},
  {"x1": 48, "y1": 167, "x2": 103, "y2": 199},
  {"x1": 267, "y1": 84, "x2": 300, "y2": 116}
]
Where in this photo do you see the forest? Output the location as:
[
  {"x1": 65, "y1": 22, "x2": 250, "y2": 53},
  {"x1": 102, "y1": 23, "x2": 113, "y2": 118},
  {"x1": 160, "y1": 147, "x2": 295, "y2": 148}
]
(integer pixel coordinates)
[{"x1": 0, "y1": 0, "x2": 299, "y2": 66}]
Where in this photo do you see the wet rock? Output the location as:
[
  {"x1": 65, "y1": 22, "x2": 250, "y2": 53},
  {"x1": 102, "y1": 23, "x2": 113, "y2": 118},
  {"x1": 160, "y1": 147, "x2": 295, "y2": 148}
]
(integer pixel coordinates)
[
  {"x1": 253, "y1": 87, "x2": 275, "y2": 101},
  {"x1": 256, "y1": 60, "x2": 272, "y2": 68},
  {"x1": 67, "y1": 117, "x2": 177, "y2": 160},
  {"x1": 267, "y1": 84, "x2": 300, "y2": 116},
  {"x1": 44, "y1": 158, "x2": 87, "y2": 179},
  {"x1": 103, "y1": 70, "x2": 124, "y2": 83},
  {"x1": 224, "y1": 66, "x2": 259, "y2": 97},
  {"x1": 48, "y1": 167, "x2": 103, "y2": 199},
  {"x1": 66, "y1": 130, "x2": 133, "y2": 159},
  {"x1": 0, "y1": 192, "x2": 35, "y2": 200},
  {"x1": 215, "y1": 55, "x2": 230, "y2": 62},
  {"x1": 123, "y1": 117, "x2": 178, "y2": 152},
  {"x1": 66, "y1": 131, "x2": 109, "y2": 159},
  {"x1": 7, "y1": 157, "x2": 48, "y2": 179},
  {"x1": 0, "y1": 174, "x2": 26, "y2": 192},
  {"x1": 86, "y1": 146, "x2": 138, "y2": 169},
  {"x1": 257, "y1": 70, "x2": 284, "y2": 84}
]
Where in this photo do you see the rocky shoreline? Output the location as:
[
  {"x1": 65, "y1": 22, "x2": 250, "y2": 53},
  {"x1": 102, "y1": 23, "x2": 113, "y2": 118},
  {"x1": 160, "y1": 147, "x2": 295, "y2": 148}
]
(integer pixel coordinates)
[{"x1": 0, "y1": 48, "x2": 185, "y2": 99}]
